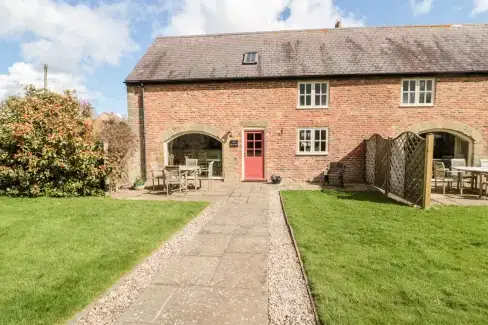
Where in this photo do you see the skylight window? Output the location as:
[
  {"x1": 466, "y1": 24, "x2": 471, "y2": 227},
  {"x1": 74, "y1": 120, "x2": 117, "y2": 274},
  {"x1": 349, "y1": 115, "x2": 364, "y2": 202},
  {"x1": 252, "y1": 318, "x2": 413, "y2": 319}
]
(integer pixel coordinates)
[{"x1": 243, "y1": 52, "x2": 258, "y2": 64}]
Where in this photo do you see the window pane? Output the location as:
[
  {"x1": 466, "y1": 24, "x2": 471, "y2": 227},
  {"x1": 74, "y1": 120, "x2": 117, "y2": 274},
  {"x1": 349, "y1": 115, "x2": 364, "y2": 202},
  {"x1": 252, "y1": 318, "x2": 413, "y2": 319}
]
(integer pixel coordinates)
[
  {"x1": 315, "y1": 130, "x2": 320, "y2": 140},
  {"x1": 321, "y1": 130, "x2": 326, "y2": 139},
  {"x1": 255, "y1": 141, "x2": 262, "y2": 149},
  {"x1": 409, "y1": 93, "x2": 415, "y2": 104},
  {"x1": 247, "y1": 133, "x2": 254, "y2": 141},
  {"x1": 248, "y1": 142, "x2": 254, "y2": 149},
  {"x1": 300, "y1": 84, "x2": 305, "y2": 94},
  {"x1": 314, "y1": 141, "x2": 320, "y2": 152},
  {"x1": 427, "y1": 80, "x2": 433, "y2": 91},
  {"x1": 321, "y1": 83, "x2": 327, "y2": 94},
  {"x1": 300, "y1": 96, "x2": 305, "y2": 106},
  {"x1": 250, "y1": 52, "x2": 256, "y2": 62},
  {"x1": 315, "y1": 83, "x2": 321, "y2": 94},
  {"x1": 315, "y1": 95, "x2": 320, "y2": 105},
  {"x1": 305, "y1": 84, "x2": 311, "y2": 94},
  {"x1": 305, "y1": 130, "x2": 311, "y2": 140},
  {"x1": 305, "y1": 95, "x2": 311, "y2": 106},
  {"x1": 247, "y1": 150, "x2": 254, "y2": 157},
  {"x1": 299, "y1": 141, "x2": 305, "y2": 152},
  {"x1": 255, "y1": 150, "x2": 262, "y2": 157},
  {"x1": 402, "y1": 93, "x2": 409, "y2": 104},
  {"x1": 321, "y1": 141, "x2": 327, "y2": 152},
  {"x1": 409, "y1": 80, "x2": 415, "y2": 91},
  {"x1": 426, "y1": 92, "x2": 432, "y2": 103},
  {"x1": 321, "y1": 95, "x2": 327, "y2": 106},
  {"x1": 255, "y1": 133, "x2": 262, "y2": 140},
  {"x1": 419, "y1": 80, "x2": 426, "y2": 91},
  {"x1": 419, "y1": 92, "x2": 425, "y2": 103},
  {"x1": 402, "y1": 81, "x2": 408, "y2": 91},
  {"x1": 299, "y1": 130, "x2": 305, "y2": 140},
  {"x1": 305, "y1": 142, "x2": 311, "y2": 152}
]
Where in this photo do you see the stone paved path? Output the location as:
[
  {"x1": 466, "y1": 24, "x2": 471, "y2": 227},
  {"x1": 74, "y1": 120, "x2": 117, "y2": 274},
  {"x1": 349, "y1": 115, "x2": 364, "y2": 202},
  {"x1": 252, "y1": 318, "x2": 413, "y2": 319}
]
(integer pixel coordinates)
[{"x1": 116, "y1": 184, "x2": 270, "y2": 325}]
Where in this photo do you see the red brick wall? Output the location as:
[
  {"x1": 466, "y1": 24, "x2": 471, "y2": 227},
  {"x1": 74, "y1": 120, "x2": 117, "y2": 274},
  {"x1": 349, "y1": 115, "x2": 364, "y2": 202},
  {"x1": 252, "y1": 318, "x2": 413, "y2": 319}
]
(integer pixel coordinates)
[{"x1": 128, "y1": 76, "x2": 488, "y2": 182}]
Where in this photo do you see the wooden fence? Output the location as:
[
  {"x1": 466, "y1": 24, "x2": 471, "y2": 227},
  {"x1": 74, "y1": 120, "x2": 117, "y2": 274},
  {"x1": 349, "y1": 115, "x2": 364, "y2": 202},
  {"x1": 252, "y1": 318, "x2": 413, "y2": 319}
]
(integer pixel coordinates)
[{"x1": 365, "y1": 132, "x2": 434, "y2": 208}]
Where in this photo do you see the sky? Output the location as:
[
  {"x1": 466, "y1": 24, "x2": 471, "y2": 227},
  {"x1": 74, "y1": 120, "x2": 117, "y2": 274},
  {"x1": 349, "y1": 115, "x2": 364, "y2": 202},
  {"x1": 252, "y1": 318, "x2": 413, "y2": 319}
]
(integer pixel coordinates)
[{"x1": 1, "y1": 0, "x2": 487, "y2": 116}]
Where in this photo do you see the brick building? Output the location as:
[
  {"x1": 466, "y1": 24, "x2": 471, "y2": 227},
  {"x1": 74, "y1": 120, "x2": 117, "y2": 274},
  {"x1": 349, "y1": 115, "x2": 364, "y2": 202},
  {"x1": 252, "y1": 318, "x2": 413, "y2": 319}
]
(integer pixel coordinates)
[{"x1": 126, "y1": 24, "x2": 488, "y2": 183}]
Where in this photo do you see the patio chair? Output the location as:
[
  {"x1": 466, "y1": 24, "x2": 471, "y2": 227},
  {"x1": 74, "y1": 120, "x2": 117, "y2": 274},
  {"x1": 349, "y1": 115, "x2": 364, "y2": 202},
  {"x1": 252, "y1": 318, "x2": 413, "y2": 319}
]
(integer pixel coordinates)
[
  {"x1": 481, "y1": 159, "x2": 488, "y2": 196},
  {"x1": 433, "y1": 161, "x2": 457, "y2": 195},
  {"x1": 450, "y1": 158, "x2": 476, "y2": 190},
  {"x1": 200, "y1": 161, "x2": 215, "y2": 189},
  {"x1": 150, "y1": 162, "x2": 165, "y2": 191},
  {"x1": 185, "y1": 158, "x2": 198, "y2": 166},
  {"x1": 164, "y1": 166, "x2": 187, "y2": 196},
  {"x1": 324, "y1": 162, "x2": 345, "y2": 187},
  {"x1": 197, "y1": 151, "x2": 207, "y2": 168}
]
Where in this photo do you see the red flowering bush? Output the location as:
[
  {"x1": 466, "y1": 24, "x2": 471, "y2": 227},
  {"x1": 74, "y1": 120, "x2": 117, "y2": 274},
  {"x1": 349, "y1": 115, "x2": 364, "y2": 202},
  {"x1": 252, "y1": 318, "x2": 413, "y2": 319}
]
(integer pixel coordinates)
[{"x1": 0, "y1": 86, "x2": 108, "y2": 197}]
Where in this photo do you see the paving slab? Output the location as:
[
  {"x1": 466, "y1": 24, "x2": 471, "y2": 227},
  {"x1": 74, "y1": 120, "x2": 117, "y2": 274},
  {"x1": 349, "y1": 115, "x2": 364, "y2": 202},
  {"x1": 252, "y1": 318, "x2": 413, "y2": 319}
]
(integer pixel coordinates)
[
  {"x1": 153, "y1": 256, "x2": 220, "y2": 286},
  {"x1": 180, "y1": 234, "x2": 232, "y2": 257},
  {"x1": 154, "y1": 286, "x2": 267, "y2": 325},
  {"x1": 226, "y1": 235, "x2": 269, "y2": 254},
  {"x1": 209, "y1": 253, "x2": 267, "y2": 290},
  {"x1": 234, "y1": 225, "x2": 269, "y2": 237},
  {"x1": 199, "y1": 223, "x2": 236, "y2": 235},
  {"x1": 116, "y1": 285, "x2": 177, "y2": 324}
]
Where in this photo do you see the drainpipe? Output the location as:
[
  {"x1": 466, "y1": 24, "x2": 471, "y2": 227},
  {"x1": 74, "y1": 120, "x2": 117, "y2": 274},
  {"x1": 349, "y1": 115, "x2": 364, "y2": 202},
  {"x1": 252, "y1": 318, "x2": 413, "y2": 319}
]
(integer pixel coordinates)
[{"x1": 140, "y1": 82, "x2": 147, "y2": 181}]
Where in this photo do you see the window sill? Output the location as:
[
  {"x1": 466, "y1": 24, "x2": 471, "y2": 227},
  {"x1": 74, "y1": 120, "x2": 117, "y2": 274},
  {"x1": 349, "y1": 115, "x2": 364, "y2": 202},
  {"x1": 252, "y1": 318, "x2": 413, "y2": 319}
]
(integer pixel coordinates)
[
  {"x1": 296, "y1": 152, "x2": 329, "y2": 156},
  {"x1": 297, "y1": 106, "x2": 330, "y2": 110},
  {"x1": 399, "y1": 104, "x2": 435, "y2": 108}
]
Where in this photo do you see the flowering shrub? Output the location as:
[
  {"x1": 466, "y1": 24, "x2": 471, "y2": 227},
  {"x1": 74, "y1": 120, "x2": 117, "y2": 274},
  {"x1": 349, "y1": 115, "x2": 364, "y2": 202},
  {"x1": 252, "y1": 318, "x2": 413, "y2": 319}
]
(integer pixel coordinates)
[{"x1": 0, "y1": 86, "x2": 108, "y2": 197}]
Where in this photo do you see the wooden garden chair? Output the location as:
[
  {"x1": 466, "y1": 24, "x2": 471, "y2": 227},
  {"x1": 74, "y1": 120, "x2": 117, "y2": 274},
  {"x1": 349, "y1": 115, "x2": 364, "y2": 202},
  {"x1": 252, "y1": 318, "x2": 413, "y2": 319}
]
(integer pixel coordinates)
[{"x1": 433, "y1": 161, "x2": 457, "y2": 195}]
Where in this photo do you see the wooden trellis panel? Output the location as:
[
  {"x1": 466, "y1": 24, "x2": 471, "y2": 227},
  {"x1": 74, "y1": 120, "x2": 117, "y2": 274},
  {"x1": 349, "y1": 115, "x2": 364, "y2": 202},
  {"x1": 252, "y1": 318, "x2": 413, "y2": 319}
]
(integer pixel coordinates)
[
  {"x1": 364, "y1": 132, "x2": 428, "y2": 207},
  {"x1": 365, "y1": 137, "x2": 376, "y2": 184}
]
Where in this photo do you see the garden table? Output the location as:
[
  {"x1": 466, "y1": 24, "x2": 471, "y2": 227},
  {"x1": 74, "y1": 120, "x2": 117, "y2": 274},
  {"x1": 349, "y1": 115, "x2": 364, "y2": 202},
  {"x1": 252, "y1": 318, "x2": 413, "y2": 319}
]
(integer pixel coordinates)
[
  {"x1": 452, "y1": 166, "x2": 488, "y2": 198},
  {"x1": 166, "y1": 165, "x2": 201, "y2": 191}
]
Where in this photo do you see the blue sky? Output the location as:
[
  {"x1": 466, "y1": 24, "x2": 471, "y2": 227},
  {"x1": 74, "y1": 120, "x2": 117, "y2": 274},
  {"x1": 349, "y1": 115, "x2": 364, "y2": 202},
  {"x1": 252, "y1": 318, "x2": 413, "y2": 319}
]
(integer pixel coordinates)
[{"x1": 1, "y1": 0, "x2": 487, "y2": 116}]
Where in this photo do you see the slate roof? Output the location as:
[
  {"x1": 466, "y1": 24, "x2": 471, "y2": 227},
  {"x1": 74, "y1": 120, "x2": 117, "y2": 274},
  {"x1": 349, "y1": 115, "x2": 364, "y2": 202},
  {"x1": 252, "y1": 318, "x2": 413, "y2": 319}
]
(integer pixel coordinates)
[{"x1": 125, "y1": 24, "x2": 488, "y2": 83}]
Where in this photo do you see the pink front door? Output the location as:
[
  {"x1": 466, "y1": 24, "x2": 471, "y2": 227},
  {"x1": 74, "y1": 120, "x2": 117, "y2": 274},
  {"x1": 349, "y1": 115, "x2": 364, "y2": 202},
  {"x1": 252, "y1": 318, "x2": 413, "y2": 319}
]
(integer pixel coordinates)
[{"x1": 244, "y1": 131, "x2": 265, "y2": 180}]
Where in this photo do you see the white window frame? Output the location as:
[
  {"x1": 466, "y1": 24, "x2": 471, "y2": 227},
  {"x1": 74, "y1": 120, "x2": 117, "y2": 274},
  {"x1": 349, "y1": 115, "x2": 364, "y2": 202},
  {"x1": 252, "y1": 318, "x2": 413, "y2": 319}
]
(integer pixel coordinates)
[
  {"x1": 297, "y1": 81, "x2": 330, "y2": 109},
  {"x1": 400, "y1": 78, "x2": 436, "y2": 107},
  {"x1": 296, "y1": 127, "x2": 329, "y2": 155}
]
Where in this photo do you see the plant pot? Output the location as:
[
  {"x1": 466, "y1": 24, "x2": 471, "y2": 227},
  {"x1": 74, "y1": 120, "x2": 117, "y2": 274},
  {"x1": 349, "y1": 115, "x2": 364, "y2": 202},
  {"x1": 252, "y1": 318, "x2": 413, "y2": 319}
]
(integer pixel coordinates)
[{"x1": 271, "y1": 176, "x2": 282, "y2": 184}]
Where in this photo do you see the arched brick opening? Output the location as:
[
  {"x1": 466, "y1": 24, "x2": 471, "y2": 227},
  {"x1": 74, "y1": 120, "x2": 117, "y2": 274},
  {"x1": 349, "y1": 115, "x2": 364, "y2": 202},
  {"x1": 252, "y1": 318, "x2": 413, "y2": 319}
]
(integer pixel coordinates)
[
  {"x1": 407, "y1": 120, "x2": 484, "y2": 165},
  {"x1": 157, "y1": 124, "x2": 236, "y2": 180}
]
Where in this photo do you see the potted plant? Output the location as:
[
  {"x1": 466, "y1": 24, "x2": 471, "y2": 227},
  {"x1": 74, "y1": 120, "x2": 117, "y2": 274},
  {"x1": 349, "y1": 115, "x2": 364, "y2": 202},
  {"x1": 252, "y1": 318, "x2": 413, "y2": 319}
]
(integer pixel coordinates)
[
  {"x1": 133, "y1": 178, "x2": 145, "y2": 190},
  {"x1": 270, "y1": 175, "x2": 282, "y2": 184}
]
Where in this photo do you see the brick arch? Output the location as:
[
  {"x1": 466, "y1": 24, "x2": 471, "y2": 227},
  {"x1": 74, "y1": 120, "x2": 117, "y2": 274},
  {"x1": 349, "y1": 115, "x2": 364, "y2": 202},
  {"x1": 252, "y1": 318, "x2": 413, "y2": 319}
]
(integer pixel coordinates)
[
  {"x1": 160, "y1": 123, "x2": 228, "y2": 143},
  {"x1": 159, "y1": 124, "x2": 237, "y2": 180},
  {"x1": 407, "y1": 120, "x2": 485, "y2": 164}
]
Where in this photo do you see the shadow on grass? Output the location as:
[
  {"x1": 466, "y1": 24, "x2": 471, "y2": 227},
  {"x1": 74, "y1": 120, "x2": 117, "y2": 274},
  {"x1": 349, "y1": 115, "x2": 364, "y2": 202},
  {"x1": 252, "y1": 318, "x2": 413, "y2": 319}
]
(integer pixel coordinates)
[{"x1": 320, "y1": 189, "x2": 406, "y2": 206}]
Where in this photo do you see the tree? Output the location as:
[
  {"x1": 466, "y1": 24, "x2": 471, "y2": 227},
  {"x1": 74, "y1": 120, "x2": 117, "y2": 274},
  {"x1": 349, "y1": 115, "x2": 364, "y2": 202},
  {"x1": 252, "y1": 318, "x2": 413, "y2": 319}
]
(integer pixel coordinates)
[{"x1": 0, "y1": 86, "x2": 108, "y2": 197}]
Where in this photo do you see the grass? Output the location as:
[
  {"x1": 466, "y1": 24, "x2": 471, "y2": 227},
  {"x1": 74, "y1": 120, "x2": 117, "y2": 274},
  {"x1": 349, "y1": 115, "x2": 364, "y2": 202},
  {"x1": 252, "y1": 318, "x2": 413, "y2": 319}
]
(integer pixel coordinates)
[
  {"x1": 0, "y1": 197, "x2": 208, "y2": 325},
  {"x1": 281, "y1": 190, "x2": 488, "y2": 325}
]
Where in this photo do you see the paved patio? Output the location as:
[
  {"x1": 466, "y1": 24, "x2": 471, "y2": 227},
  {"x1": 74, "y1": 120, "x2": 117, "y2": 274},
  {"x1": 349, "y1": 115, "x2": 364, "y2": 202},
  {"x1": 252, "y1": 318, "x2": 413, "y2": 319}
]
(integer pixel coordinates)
[{"x1": 116, "y1": 183, "x2": 270, "y2": 325}]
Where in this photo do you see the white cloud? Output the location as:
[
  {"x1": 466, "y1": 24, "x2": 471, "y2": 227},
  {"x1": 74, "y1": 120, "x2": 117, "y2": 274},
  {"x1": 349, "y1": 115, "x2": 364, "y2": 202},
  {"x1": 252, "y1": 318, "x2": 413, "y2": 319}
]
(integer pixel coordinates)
[
  {"x1": 154, "y1": 0, "x2": 365, "y2": 37},
  {"x1": 473, "y1": 0, "x2": 488, "y2": 14},
  {"x1": 409, "y1": 0, "x2": 434, "y2": 16},
  {"x1": 0, "y1": 0, "x2": 138, "y2": 104},
  {"x1": 0, "y1": 62, "x2": 101, "y2": 102}
]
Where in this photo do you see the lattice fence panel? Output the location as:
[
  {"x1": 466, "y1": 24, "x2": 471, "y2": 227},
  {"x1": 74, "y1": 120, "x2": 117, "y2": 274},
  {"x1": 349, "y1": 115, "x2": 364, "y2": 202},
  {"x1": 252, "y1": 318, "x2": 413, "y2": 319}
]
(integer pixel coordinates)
[
  {"x1": 365, "y1": 132, "x2": 427, "y2": 207},
  {"x1": 389, "y1": 138, "x2": 406, "y2": 198},
  {"x1": 365, "y1": 137, "x2": 376, "y2": 184},
  {"x1": 374, "y1": 136, "x2": 389, "y2": 190}
]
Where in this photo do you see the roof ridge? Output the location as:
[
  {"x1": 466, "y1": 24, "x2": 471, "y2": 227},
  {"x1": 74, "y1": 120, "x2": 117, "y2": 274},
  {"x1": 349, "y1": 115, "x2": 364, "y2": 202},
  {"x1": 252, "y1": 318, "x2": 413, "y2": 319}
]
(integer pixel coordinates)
[{"x1": 155, "y1": 23, "x2": 488, "y2": 40}]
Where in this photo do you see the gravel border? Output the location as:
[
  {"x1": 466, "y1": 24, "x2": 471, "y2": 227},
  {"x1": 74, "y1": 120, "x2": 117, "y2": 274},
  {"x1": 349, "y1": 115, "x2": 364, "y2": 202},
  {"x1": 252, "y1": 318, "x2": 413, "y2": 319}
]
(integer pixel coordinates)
[
  {"x1": 267, "y1": 189, "x2": 317, "y2": 325},
  {"x1": 68, "y1": 201, "x2": 223, "y2": 325}
]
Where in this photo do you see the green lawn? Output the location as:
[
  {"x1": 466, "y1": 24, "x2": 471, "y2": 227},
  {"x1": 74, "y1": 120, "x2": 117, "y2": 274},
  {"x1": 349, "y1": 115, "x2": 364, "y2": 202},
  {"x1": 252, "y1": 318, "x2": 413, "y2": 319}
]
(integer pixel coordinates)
[
  {"x1": 0, "y1": 197, "x2": 208, "y2": 325},
  {"x1": 281, "y1": 190, "x2": 488, "y2": 325}
]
